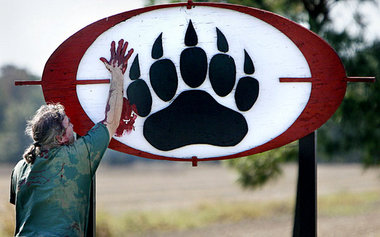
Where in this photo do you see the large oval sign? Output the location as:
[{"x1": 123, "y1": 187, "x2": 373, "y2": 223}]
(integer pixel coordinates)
[{"x1": 42, "y1": 2, "x2": 347, "y2": 162}]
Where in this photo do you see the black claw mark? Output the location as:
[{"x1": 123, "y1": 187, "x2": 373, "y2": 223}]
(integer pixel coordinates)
[
  {"x1": 244, "y1": 50, "x2": 255, "y2": 74},
  {"x1": 185, "y1": 20, "x2": 198, "y2": 46},
  {"x1": 152, "y1": 33, "x2": 163, "y2": 59},
  {"x1": 129, "y1": 54, "x2": 140, "y2": 80},
  {"x1": 216, "y1": 28, "x2": 229, "y2": 53}
]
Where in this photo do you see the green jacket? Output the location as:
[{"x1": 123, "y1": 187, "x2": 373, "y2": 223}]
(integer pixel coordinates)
[{"x1": 10, "y1": 123, "x2": 109, "y2": 237}]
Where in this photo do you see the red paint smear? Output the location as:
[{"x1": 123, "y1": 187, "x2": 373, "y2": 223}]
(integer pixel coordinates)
[
  {"x1": 19, "y1": 163, "x2": 66, "y2": 189},
  {"x1": 115, "y1": 97, "x2": 137, "y2": 137},
  {"x1": 101, "y1": 89, "x2": 113, "y2": 125}
]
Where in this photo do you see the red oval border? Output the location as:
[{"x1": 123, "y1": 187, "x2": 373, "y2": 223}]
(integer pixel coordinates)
[{"x1": 42, "y1": 2, "x2": 347, "y2": 162}]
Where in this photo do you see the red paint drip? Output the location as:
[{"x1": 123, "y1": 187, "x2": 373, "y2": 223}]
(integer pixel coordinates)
[
  {"x1": 102, "y1": 90, "x2": 113, "y2": 124},
  {"x1": 40, "y1": 151, "x2": 49, "y2": 159},
  {"x1": 115, "y1": 97, "x2": 137, "y2": 137},
  {"x1": 24, "y1": 163, "x2": 65, "y2": 188}
]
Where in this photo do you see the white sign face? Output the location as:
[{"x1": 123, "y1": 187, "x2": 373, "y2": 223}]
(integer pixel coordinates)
[{"x1": 76, "y1": 6, "x2": 311, "y2": 159}]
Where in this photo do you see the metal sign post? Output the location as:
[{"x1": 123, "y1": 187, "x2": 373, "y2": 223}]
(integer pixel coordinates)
[
  {"x1": 293, "y1": 132, "x2": 317, "y2": 237},
  {"x1": 87, "y1": 178, "x2": 96, "y2": 237}
]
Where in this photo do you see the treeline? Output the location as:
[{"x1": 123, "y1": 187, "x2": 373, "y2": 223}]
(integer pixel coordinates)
[
  {"x1": 0, "y1": 65, "x2": 44, "y2": 164},
  {"x1": 0, "y1": 65, "x2": 141, "y2": 165},
  {"x1": 319, "y1": 41, "x2": 380, "y2": 166}
]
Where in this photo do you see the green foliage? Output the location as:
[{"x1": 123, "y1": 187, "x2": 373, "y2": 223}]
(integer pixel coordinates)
[
  {"x1": 224, "y1": 142, "x2": 297, "y2": 189},
  {"x1": 166, "y1": 0, "x2": 333, "y2": 32},
  {"x1": 0, "y1": 65, "x2": 44, "y2": 164},
  {"x1": 227, "y1": 0, "x2": 306, "y2": 23}
]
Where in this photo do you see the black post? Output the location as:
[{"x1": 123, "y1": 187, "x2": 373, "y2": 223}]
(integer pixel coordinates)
[
  {"x1": 87, "y1": 177, "x2": 96, "y2": 237},
  {"x1": 77, "y1": 133, "x2": 96, "y2": 237},
  {"x1": 293, "y1": 131, "x2": 317, "y2": 237}
]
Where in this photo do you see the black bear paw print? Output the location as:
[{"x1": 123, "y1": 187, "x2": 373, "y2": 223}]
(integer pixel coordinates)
[{"x1": 127, "y1": 20, "x2": 259, "y2": 151}]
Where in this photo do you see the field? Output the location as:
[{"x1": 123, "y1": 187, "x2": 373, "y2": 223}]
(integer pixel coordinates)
[{"x1": 1, "y1": 162, "x2": 380, "y2": 236}]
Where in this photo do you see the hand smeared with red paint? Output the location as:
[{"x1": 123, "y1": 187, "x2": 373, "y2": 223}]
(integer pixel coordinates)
[
  {"x1": 100, "y1": 39, "x2": 137, "y2": 137},
  {"x1": 100, "y1": 39, "x2": 134, "y2": 74},
  {"x1": 115, "y1": 98, "x2": 138, "y2": 137}
]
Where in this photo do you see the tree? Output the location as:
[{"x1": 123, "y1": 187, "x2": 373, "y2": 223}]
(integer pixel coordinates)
[
  {"x1": 319, "y1": 41, "x2": 380, "y2": 166},
  {"x1": 225, "y1": 142, "x2": 297, "y2": 189},
  {"x1": 0, "y1": 65, "x2": 44, "y2": 163}
]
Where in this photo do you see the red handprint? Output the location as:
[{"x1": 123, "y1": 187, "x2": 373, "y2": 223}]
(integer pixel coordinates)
[{"x1": 100, "y1": 39, "x2": 134, "y2": 74}]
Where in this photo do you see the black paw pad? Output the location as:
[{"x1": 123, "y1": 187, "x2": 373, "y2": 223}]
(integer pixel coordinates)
[{"x1": 143, "y1": 90, "x2": 247, "y2": 151}]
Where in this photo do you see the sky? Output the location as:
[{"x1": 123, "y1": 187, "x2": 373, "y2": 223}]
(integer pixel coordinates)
[
  {"x1": 0, "y1": 0, "x2": 379, "y2": 77},
  {"x1": 0, "y1": 0, "x2": 144, "y2": 76}
]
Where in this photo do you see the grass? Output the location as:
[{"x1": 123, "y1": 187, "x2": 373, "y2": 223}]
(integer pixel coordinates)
[
  {"x1": 0, "y1": 204, "x2": 15, "y2": 237},
  {"x1": 318, "y1": 190, "x2": 380, "y2": 217},
  {"x1": 96, "y1": 199, "x2": 293, "y2": 236},
  {"x1": 95, "y1": 190, "x2": 380, "y2": 236},
  {"x1": 1, "y1": 190, "x2": 379, "y2": 236}
]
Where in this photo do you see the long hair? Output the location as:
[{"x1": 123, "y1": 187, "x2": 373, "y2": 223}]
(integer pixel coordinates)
[{"x1": 23, "y1": 103, "x2": 66, "y2": 164}]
